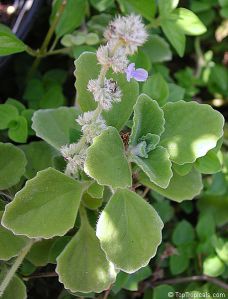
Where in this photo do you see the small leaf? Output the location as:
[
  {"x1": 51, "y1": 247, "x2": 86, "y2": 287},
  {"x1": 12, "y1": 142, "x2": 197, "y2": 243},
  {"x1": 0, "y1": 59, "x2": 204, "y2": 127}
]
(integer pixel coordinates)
[
  {"x1": 8, "y1": 116, "x2": 28, "y2": 143},
  {"x1": 75, "y1": 52, "x2": 139, "y2": 130},
  {"x1": 196, "y1": 213, "x2": 215, "y2": 241},
  {"x1": 32, "y1": 107, "x2": 81, "y2": 150},
  {"x1": 0, "y1": 104, "x2": 18, "y2": 129},
  {"x1": 142, "y1": 35, "x2": 172, "y2": 63},
  {"x1": 126, "y1": 0, "x2": 156, "y2": 20},
  {"x1": 87, "y1": 181, "x2": 104, "y2": 198},
  {"x1": 130, "y1": 94, "x2": 165, "y2": 145},
  {"x1": 158, "y1": 0, "x2": 179, "y2": 16},
  {"x1": 142, "y1": 74, "x2": 169, "y2": 106},
  {"x1": 169, "y1": 248, "x2": 189, "y2": 274},
  {"x1": 173, "y1": 8, "x2": 207, "y2": 36},
  {"x1": 139, "y1": 168, "x2": 203, "y2": 202},
  {"x1": 85, "y1": 127, "x2": 132, "y2": 189},
  {"x1": 161, "y1": 20, "x2": 186, "y2": 57},
  {"x1": 0, "y1": 143, "x2": 27, "y2": 190},
  {"x1": 2, "y1": 168, "x2": 83, "y2": 238},
  {"x1": 172, "y1": 220, "x2": 195, "y2": 245},
  {"x1": 40, "y1": 84, "x2": 65, "y2": 108},
  {"x1": 56, "y1": 219, "x2": 116, "y2": 293},
  {"x1": 51, "y1": 0, "x2": 86, "y2": 37},
  {"x1": 27, "y1": 239, "x2": 56, "y2": 266},
  {"x1": 203, "y1": 255, "x2": 225, "y2": 277},
  {"x1": 96, "y1": 189, "x2": 163, "y2": 273},
  {"x1": 153, "y1": 285, "x2": 175, "y2": 299},
  {"x1": 173, "y1": 163, "x2": 192, "y2": 176},
  {"x1": 131, "y1": 146, "x2": 172, "y2": 188},
  {"x1": 0, "y1": 212, "x2": 27, "y2": 261},
  {"x1": 160, "y1": 101, "x2": 224, "y2": 164},
  {"x1": 0, "y1": 27, "x2": 26, "y2": 56},
  {"x1": 6, "y1": 98, "x2": 26, "y2": 113},
  {"x1": 167, "y1": 83, "x2": 185, "y2": 102},
  {"x1": 195, "y1": 150, "x2": 222, "y2": 174}
]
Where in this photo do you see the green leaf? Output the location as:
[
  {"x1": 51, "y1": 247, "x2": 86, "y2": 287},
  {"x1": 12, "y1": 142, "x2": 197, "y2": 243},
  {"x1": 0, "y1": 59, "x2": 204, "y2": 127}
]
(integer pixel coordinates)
[
  {"x1": 20, "y1": 141, "x2": 57, "y2": 179},
  {"x1": 196, "y1": 213, "x2": 215, "y2": 241},
  {"x1": 0, "y1": 104, "x2": 18, "y2": 129},
  {"x1": 0, "y1": 143, "x2": 27, "y2": 190},
  {"x1": 158, "y1": 0, "x2": 179, "y2": 16},
  {"x1": 173, "y1": 8, "x2": 207, "y2": 35},
  {"x1": 75, "y1": 52, "x2": 139, "y2": 130},
  {"x1": 130, "y1": 94, "x2": 165, "y2": 145},
  {"x1": 121, "y1": 266, "x2": 152, "y2": 291},
  {"x1": 172, "y1": 220, "x2": 195, "y2": 245},
  {"x1": 142, "y1": 35, "x2": 172, "y2": 63},
  {"x1": 195, "y1": 150, "x2": 222, "y2": 174},
  {"x1": 56, "y1": 218, "x2": 116, "y2": 293},
  {"x1": 0, "y1": 212, "x2": 27, "y2": 261},
  {"x1": 85, "y1": 127, "x2": 132, "y2": 189},
  {"x1": 0, "y1": 274, "x2": 26, "y2": 299},
  {"x1": 32, "y1": 107, "x2": 81, "y2": 150},
  {"x1": 161, "y1": 20, "x2": 186, "y2": 57},
  {"x1": 169, "y1": 248, "x2": 189, "y2": 274},
  {"x1": 87, "y1": 181, "x2": 104, "y2": 198},
  {"x1": 212, "y1": 237, "x2": 228, "y2": 265},
  {"x1": 48, "y1": 236, "x2": 71, "y2": 263},
  {"x1": 8, "y1": 116, "x2": 28, "y2": 143},
  {"x1": 131, "y1": 146, "x2": 172, "y2": 188},
  {"x1": 203, "y1": 255, "x2": 225, "y2": 277},
  {"x1": 27, "y1": 239, "x2": 56, "y2": 266},
  {"x1": 153, "y1": 285, "x2": 175, "y2": 299},
  {"x1": 2, "y1": 168, "x2": 83, "y2": 238},
  {"x1": 96, "y1": 189, "x2": 163, "y2": 273},
  {"x1": 5, "y1": 98, "x2": 26, "y2": 113},
  {"x1": 167, "y1": 83, "x2": 185, "y2": 102},
  {"x1": 51, "y1": 0, "x2": 86, "y2": 37},
  {"x1": 23, "y1": 78, "x2": 44, "y2": 109},
  {"x1": 139, "y1": 168, "x2": 203, "y2": 202},
  {"x1": 40, "y1": 84, "x2": 65, "y2": 108},
  {"x1": 126, "y1": 0, "x2": 156, "y2": 20},
  {"x1": 153, "y1": 199, "x2": 174, "y2": 223},
  {"x1": 173, "y1": 163, "x2": 192, "y2": 176},
  {"x1": 90, "y1": 0, "x2": 114, "y2": 12},
  {"x1": 0, "y1": 27, "x2": 26, "y2": 56},
  {"x1": 160, "y1": 101, "x2": 224, "y2": 164},
  {"x1": 142, "y1": 75, "x2": 169, "y2": 107}
]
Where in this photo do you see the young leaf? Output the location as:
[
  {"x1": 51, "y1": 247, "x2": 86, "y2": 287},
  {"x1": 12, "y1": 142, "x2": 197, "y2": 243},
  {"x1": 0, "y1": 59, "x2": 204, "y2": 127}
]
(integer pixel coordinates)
[
  {"x1": 160, "y1": 101, "x2": 224, "y2": 165},
  {"x1": 173, "y1": 8, "x2": 207, "y2": 35},
  {"x1": 158, "y1": 0, "x2": 179, "y2": 16},
  {"x1": 139, "y1": 168, "x2": 203, "y2": 202},
  {"x1": 0, "y1": 104, "x2": 18, "y2": 129},
  {"x1": 195, "y1": 150, "x2": 222, "y2": 174},
  {"x1": 75, "y1": 52, "x2": 139, "y2": 130},
  {"x1": 8, "y1": 116, "x2": 28, "y2": 143},
  {"x1": 56, "y1": 219, "x2": 116, "y2": 293},
  {"x1": 173, "y1": 163, "x2": 192, "y2": 176},
  {"x1": 0, "y1": 212, "x2": 27, "y2": 261},
  {"x1": 161, "y1": 20, "x2": 186, "y2": 57},
  {"x1": 32, "y1": 107, "x2": 81, "y2": 150},
  {"x1": 0, "y1": 274, "x2": 26, "y2": 299},
  {"x1": 169, "y1": 248, "x2": 190, "y2": 274},
  {"x1": 130, "y1": 94, "x2": 165, "y2": 145},
  {"x1": 96, "y1": 189, "x2": 163, "y2": 273},
  {"x1": 172, "y1": 220, "x2": 195, "y2": 245},
  {"x1": 85, "y1": 127, "x2": 132, "y2": 189},
  {"x1": 131, "y1": 146, "x2": 172, "y2": 188},
  {"x1": 203, "y1": 255, "x2": 225, "y2": 277},
  {"x1": 126, "y1": 0, "x2": 156, "y2": 21},
  {"x1": 0, "y1": 27, "x2": 26, "y2": 56},
  {"x1": 2, "y1": 168, "x2": 83, "y2": 238},
  {"x1": 27, "y1": 239, "x2": 56, "y2": 266},
  {"x1": 0, "y1": 143, "x2": 27, "y2": 190}
]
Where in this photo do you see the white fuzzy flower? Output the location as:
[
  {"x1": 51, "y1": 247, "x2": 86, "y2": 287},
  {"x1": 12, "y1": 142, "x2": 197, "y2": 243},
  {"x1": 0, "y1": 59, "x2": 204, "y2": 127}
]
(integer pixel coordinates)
[
  {"x1": 60, "y1": 143, "x2": 79, "y2": 159},
  {"x1": 104, "y1": 14, "x2": 148, "y2": 54},
  {"x1": 77, "y1": 111, "x2": 107, "y2": 143},
  {"x1": 96, "y1": 42, "x2": 129, "y2": 73},
  {"x1": 64, "y1": 149, "x2": 87, "y2": 177},
  {"x1": 87, "y1": 78, "x2": 122, "y2": 110}
]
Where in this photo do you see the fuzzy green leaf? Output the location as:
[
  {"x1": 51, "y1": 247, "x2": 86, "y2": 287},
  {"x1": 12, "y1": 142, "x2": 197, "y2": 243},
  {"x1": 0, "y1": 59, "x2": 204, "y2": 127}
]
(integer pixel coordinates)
[
  {"x1": 96, "y1": 189, "x2": 163, "y2": 273},
  {"x1": 56, "y1": 219, "x2": 116, "y2": 293},
  {"x1": 160, "y1": 101, "x2": 224, "y2": 165},
  {"x1": 139, "y1": 168, "x2": 203, "y2": 202},
  {"x1": 85, "y1": 127, "x2": 132, "y2": 188},
  {"x1": 0, "y1": 143, "x2": 27, "y2": 190},
  {"x1": 2, "y1": 168, "x2": 83, "y2": 238},
  {"x1": 131, "y1": 146, "x2": 172, "y2": 188},
  {"x1": 75, "y1": 52, "x2": 139, "y2": 130},
  {"x1": 130, "y1": 94, "x2": 165, "y2": 145},
  {"x1": 0, "y1": 212, "x2": 27, "y2": 261},
  {"x1": 195, "y1": 150, "x2": 222, "y2": 174},
  {"x1": 32, "y1": 107, "x2": 81, "y2": 150}
]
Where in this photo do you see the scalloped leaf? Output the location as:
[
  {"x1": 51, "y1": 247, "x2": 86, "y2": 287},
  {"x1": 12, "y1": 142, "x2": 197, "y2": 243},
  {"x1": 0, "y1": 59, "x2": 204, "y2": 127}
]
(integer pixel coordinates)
[
  {"x1": 160, "y1": 101, "x2": 224, "y2": 165},
  {"x1": 0, "y1": 212, "x2": 27, "y2": 261},
  {"x1": 2, "y1": 168, "x2": 83, "y2": 238},
  {"x1": 85, "y1": 127, "x2": 132, "y2": 188},
  {"x1": 130, "y1": 94, "x2": 165, "y2": 145},
  {"x1": 139, "y1": 168, "x2": 203, "y2": 202},
  {"x1": 131, "y1": 146, "x2": 172, "y2": 188},
  {"x1": 56, "y1": 219, "x2": 116, "y2": 293},
  {"x1": 0, "y1": 143, "x2": 27, "y2": 190},
  {"x1": 75, "y1": 52, "x2": 139, "y2": 130},
  {"x1": 96, "y1": 189, "x2": 163, "y2": 273},
  {"x1": 32, "y1": 107, "x2": 81, "y2": 150}
]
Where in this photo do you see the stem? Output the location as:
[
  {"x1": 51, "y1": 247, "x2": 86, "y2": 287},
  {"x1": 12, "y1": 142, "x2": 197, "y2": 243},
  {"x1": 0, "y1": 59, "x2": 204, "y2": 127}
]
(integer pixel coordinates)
[
  {"x1": 195, "y1": 37, "x2": 205, "y2": 78},
  {"x1": 29, "y1": 0, "x2": 67, "y2": 77},
  {"x1": 79, "y1": 205, "x2": 89, "y2": 226},
  {"x1": 0, "y1": 239, "x2": 35, "y2": 297}
]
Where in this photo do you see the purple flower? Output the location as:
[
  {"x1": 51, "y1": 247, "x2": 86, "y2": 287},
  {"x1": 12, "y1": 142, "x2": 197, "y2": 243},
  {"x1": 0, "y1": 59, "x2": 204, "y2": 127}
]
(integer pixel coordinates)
[{"x1": 125, "y1": 63, "x2": 148, "y2": 82}]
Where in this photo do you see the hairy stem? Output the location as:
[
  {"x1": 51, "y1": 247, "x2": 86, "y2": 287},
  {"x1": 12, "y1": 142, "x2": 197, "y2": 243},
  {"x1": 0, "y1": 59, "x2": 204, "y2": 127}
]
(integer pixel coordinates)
[{"x1": 0, "y1": 239, "x2": 35, "y2": 297}]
